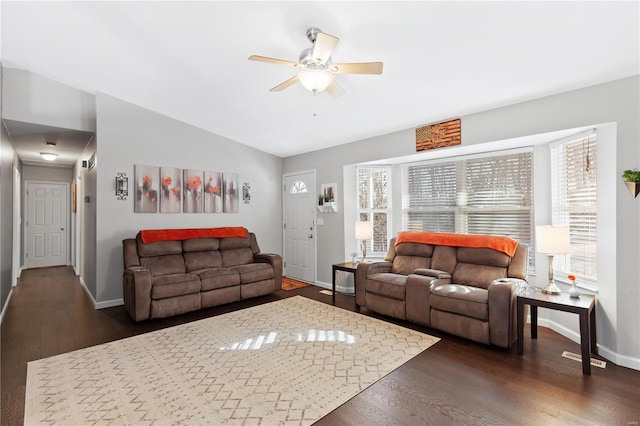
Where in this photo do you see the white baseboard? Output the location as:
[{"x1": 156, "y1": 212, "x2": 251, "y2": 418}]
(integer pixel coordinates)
[
  {"x1": 79, "y1": 277, "x2": 124, "y2": 309},
  {"x1": 529, "y1": 316, "x2": 640, "y2": 371},
  {"x1": 0, "y1": 288, "x2": 14, "y2": 326},
  {"x1": 313, "y1": 280, "x2": 355, "y2": 296}
]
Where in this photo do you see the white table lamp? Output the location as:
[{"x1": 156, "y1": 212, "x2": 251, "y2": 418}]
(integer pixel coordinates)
[
  {"x1": 536, "y1": 225, "x2": 570, "y2": 295},
  {"x1": 355, "y1": 221, "x2": 374, "y2": 263}
]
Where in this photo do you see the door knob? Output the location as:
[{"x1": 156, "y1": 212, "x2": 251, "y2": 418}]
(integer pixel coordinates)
[
  {"x1": 60, "y1": 228, "x2": 65, "y2": 231},
  {"x1": 308, "y1": 234, "x2": 313, "y2": 239}
]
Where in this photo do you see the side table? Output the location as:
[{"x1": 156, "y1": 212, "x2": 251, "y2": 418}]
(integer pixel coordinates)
[
  {"x1": 517, "y1": 287, "x2": 597, "y2": 374},
  {"x1": 331, "y1": 262, "x2": 358, "y2": 306}
]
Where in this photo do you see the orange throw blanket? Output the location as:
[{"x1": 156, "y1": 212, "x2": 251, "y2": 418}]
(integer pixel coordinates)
[
  {"x1": 140, "y1": 227, "x2": 248, "y2": 243},
  {"x1": 395, "y1": 231, "x2": 519, "y2": 257}
]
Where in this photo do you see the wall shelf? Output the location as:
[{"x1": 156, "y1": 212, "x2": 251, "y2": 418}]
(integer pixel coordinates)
[{"x1": 318, "y1": 202, "x2": 337, "y2": 213}]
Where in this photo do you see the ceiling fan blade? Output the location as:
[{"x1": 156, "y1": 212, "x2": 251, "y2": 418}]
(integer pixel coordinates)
[
  {"x1": 270, "y1": 75, "x2": 300, "y2": 92},
  {"x1": 312, "y1": 32, "x2": 339, "y2": 65},
  {"x1": 248, "y1": 55, "x2": 299, "y2": 68},
  {"x1": 325, "y1": 80, "x2": 345, "y2": 98},
  {"x1": 330, "y1": 62, "x2": 383, "y2": 75}
]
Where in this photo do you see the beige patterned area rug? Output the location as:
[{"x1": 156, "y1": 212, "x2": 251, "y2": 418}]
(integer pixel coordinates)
[{"x1": 25, "y1": 296, "x2": 439, "y2": 425}]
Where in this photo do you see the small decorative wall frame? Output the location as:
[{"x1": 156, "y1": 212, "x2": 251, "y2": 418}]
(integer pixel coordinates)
[
  {"x1": 115, "y1": 172, "x2": 128, "y2": 201},
  {"x1": 416, "y1": 118, "x2": 461, "y2": 151},
  {"x1": 318, "y1": 183, "x2": 337, "y2": 213},
  {"x1": 242, "y1": 183, "x2": 251, "y2": 204}
]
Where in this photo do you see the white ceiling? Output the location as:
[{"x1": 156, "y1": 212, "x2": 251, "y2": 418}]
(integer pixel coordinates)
[{"x1": 2, "y1": 1, "x2": 638, "y2": 160}]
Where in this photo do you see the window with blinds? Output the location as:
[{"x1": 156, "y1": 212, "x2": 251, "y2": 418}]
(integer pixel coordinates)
[
  {"x1": 403, "y1": 149, "x2": 534, "y2": 269},
  {"x1": 550, "y1": 132, "x2": 597, "y2": 285},
  {"x1": 357, "y1": 166, "x2": 391, "y2": 256}
]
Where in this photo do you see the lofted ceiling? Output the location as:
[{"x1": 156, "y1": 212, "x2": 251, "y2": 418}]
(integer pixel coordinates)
[{"x1": 1, "y1": 1, "x2": 638, "y2": 161}]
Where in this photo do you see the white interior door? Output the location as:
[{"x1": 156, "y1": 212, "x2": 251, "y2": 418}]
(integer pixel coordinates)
[
  {"x1": 284, "y1": 172, "x2": 316, "y2": 283},
  {"x1": 25, "y1": 181, "x2": 68, "y2": 269}
]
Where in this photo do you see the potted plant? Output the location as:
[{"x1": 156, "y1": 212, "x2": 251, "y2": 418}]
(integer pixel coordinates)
[{"x1": 622, "y1": 169, "x2": 640, "y2": 198}]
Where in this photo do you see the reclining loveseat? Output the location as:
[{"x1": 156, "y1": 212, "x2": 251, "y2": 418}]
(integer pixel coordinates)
[
  {"x1": 122, "y1": 227, "x2": 282, "y2": 321},
  {"x1": 356, "y1": 232, "x2": 528, "y2": 348}
]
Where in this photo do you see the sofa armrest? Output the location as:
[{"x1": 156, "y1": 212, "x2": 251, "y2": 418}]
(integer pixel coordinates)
[
  {"x1": 355, "y1": 261, "x2": 391, "y2": 307},
  {"x1": 254, "y1": 253, "x2": 283, "y2": 291},
  {"x1": 413, "y1": 268, "x2": 452, "y2": 279},
  {"x1": 366, "y1": 261, "x2": 393, "y2": 275},
  {"x1": 123, "y1": 266, "x2": 152, "y2": 322},
  {"x1": 406, "y1": 272, "x2": 450, "y2": 326},
  {"x1": 488, "y1": 278, "x2": 528, "y2": 348}
]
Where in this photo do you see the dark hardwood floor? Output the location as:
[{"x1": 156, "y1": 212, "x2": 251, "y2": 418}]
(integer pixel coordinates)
[{"x1": 2, "y1": 266, "x2": 639, "y2": 425}]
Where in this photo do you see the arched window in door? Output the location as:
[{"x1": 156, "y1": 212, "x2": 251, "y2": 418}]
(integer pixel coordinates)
[{"x1": 290, "y1": 180, "x2": 308, "y2": 194}]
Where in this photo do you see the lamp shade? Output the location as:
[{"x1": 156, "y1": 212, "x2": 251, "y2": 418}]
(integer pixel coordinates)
[
  {"x1": 536, "y1": 225, "x2": 570, "y2": 254},
  {"x1": 298, "y1": 69, "x2": 334, "y2": 92},
  {"x1": 355, "y1": 221, "x2": 374, "y2": 240}
]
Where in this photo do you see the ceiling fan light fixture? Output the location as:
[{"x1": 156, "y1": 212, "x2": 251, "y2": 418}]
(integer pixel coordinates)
[
  {"x1": 40, "y1": 152, "x2": 58, "y2": 161},
  {"x1": 298, "y1": 69, "x2": 334, "y2": 93}
]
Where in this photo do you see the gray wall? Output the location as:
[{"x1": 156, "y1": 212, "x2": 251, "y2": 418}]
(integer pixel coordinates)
[
  {"x1": 80, "y1": 136, "x2": 97, "y2": 300},
  {"x1": 2, "y1": 68, "x2": 95, "y2": 132},
  {"x1": 94, "y1": 93, "x2": 283, "y2": 304},
  {"x1": 0, "y1": 102, "x2": 16, "y2": 313},
  {"x1": 283, "y1": 76, "x2": 640, "y2": 369}
]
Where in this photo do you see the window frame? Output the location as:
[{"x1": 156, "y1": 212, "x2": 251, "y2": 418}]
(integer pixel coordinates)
[
  {"x1": 549, "y1": 131, "x2": 598, "y2": 289},
  {"x1": 402, "y1": 147, "x2": 535, "y2": 271},
  {"x1": 356, "y1": 165, "x2": 392, "y2": 258}
]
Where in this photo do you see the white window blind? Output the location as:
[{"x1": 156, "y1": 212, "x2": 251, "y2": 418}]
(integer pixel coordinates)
[
  {"x1": 403, "y1": 149, "x2": 534, "y2": 269},
  {"x1": 357, "y1": 166, "x2": 391, "y2": 256},
  {"x1": 550, "y1": 132, "x2": 597, "y2": 285}
]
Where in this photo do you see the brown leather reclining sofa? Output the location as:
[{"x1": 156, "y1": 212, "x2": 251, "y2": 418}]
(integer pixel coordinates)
[
  {"x1": 122, "y1": 227, "x2": 282, "y2": 321},
  {"x1": 356, "y1": 232, "x2": 528, "y2": 348}
]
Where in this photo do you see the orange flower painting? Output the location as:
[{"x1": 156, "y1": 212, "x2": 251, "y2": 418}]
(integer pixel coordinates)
[
  {"x1": 183, "y1": 169, "x2": 203, "y2": 213},
  {"x1": 204, "y1": 171, "x2": 223, "y2": 213},
  {"x1": 134, "y1": 165, "x2": 158, "y2": 213},
  {"x1": 160, "y1": 167, "x2": 181, "y2": 213}
]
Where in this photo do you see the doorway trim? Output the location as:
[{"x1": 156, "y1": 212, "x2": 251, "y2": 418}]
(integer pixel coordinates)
[
  {"x1": 23, "y1": 180, "x2": 71, "y2": 269},
  {"x1": 282, "y1": 169, "x2": 317, "y2": 284}
]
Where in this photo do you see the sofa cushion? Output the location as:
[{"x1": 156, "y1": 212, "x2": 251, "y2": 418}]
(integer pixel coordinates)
[
  {"x1": 236, "y1": 263, "x2": 274, "y2": 284},
  {"x1": 456, "y1": 247, "x2": 511, "y2": 268},
  {"x1": 392, "y1": 256, "x2": 432, "y2": 275},
  {"x1": 196, "y1": 268, "x2": 241, "y2": 291},
  {"x1": 430, "y1": 284, "x2": 488, "y2": 321},
  {"x1": 219, "y1": 236, "x2": 251, "y2": 249},
  {"x1": 137, "y1": 238, "x2": 183, "y2": 257},
  {"x1": 151, "y1": 273, "x2": 200, "y2": 299},
  {"x1": 452, "y1": 263, "x2": 507, "y2": 289},
  {"x1": 182, "y1": 238, "x2": 220, "y2": 252},
  {"x1": 221, "y1": 248, "x2": 254, "y2": 267},
  {"x1": 184, "y1": 251, "x2": 222, "y2": 272},
  {"x1": 366, "y1": 273, "x2": 407, "y2": 300},
  {"x1": 140, "y1": 254, "x2": 186, "y2": 276}
]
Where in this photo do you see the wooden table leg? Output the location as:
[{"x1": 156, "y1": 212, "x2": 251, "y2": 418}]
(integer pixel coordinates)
[
  {"x1": 590, "y1": 306, "x2": 598, "y2": 354},
  {"x1": 579, "y1": 311, "x2": 592, "y2": 375},
  {"x1": 530, "y1": 305, "x2": 538, "y2": 339},
  {"x1": 517, "y1": 298, "x2": 525, "y2": 355},
  {"x1": 332, "y1": 266, "x2": 337, "y2": 305}
]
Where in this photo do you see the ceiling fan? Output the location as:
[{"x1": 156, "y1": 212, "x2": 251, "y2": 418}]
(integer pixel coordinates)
[{"x1": 249, "y1": 27, "x2": 383, "y2": 97}]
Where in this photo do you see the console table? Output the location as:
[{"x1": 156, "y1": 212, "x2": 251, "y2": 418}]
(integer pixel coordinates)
[
  {"x1": 517, "y1": 287, "x2": 597, "y2": 374},
  {"x1": 331, "y1": 262, "x2": 358, "y2": 306}
]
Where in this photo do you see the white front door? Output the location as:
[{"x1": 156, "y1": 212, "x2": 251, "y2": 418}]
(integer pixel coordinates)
[
  {"x1": 25, "y1": 182, "x2": 68, "y2": 269},
  {"x1": 284, "y1": 172, "x2": 316, "y2": 283}
]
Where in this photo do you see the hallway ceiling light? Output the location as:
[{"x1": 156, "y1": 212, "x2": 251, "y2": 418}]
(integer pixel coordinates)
[{"x1": 40, "y1": 152, "x2": 58, "y2": 161}]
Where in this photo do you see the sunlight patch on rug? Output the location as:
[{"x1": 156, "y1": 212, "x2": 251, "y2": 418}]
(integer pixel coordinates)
[{"x1": 25, "y1": 296, "x2": 439, "y2": 425}]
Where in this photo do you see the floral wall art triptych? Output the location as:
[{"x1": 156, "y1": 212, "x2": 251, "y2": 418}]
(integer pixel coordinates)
[{"x1": 134, "y1": 164, "x2": 239, "y2": 213}]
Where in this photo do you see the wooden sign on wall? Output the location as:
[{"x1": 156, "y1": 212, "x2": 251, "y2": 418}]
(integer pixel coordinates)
[{"x1": 416, "y1": 118, "x2": 461, "y2": 151}]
